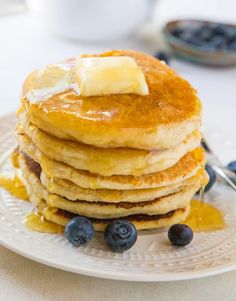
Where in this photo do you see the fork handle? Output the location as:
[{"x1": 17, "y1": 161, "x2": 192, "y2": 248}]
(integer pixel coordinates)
[{"x1": 212, "y1": 165, "x2": 236, "y2": 191}]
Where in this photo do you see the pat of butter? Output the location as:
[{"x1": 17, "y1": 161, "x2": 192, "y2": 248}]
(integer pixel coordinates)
[{"x1": 74, "y1": 56, "x2": 149, "y2": 97}]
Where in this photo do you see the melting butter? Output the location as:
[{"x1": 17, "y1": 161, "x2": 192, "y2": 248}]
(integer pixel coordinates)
[{"x1": 74, "y1": 56, "x2": 149, "y2": 97}]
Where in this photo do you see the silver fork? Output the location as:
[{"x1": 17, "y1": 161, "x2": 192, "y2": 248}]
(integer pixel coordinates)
[{"x1": 201, "y1": 139, "x2": 236, "y2": 191}]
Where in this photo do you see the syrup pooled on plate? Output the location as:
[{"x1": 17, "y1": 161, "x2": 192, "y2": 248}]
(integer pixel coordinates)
[
  {"x1": 25, "y1": 211, "x2": 64, "y2": 234},
  {"x1": 184, "y1": 186, "x2": 225, "y2": 232},
  {"x1": 0, "y1": 175, "x2": 29, "y2": 201}
]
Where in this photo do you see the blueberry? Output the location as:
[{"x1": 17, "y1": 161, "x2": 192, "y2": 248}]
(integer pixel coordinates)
[
  {"x1": 227, "y1": 161, "x2": 236, "y2": 173},
  {"x1": 154, "y1": 51, "x2": 170, "y2": 64},
  {"x1": 104, "y1": 220, "x2": 137, "y2": 252},
  {"x1": 208, "y1": 35, "x2": 227, "y2": 50},
  {"x1": 228, "y1": 40, "x2": 236, "y2": 51},
  {"x1": 211, "y1": 24, "x2": 228, "y2": 36},
  {"x1": 197, "y1": 27, "x2": 213, "y2": 42},
  {"x1": 205, "y1": 164, "x2": 216, "y2": 192},
  {"x1": 65, "y1": 216, "x2": 94, "y2": 247},
  {"x1": 180, "y1": 30, "x2": 203, "y2": 47},
  {"x1": 168, "y1": 224, "x2": 193, "y2": 247},
  {"x1": 179, "y1": 30, "x2": 196, "y2": 43},
  {"x1": 171, "y1": 27, "x2": 184, "y2": 38},
  {"x1": 225, "y1": 28, "x2": 236, "y2": 42}
]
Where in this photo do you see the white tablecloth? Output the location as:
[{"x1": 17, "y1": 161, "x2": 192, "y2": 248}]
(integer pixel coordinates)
[{"x1": 1, "y1": 2, "x2": 236, "y2": 300}]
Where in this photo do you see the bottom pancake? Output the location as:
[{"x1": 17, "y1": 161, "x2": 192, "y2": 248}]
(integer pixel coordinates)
[{"x1": 30, "y1": 194, "x2": 190, "y2": 231}]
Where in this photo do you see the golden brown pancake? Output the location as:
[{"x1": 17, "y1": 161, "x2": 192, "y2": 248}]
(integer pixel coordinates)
[
  {"x1": 41, "y1": 169, "x2": 205, "y2": 203},
  {"x1": 18, "y1": 50, "x2": 201, "y2": 150},
  {"x1": 18, "y1": 132, "x2": 206, "y2": 190},
  {"x1": 42, "y1": 201, "x2": 190, "y2": 232},
  {"x1": 18, "y1": 121, "x2": 201, "y2": 176},
  {"x1": 33, "y1": 196, "x2": 190, "y2": 231}
]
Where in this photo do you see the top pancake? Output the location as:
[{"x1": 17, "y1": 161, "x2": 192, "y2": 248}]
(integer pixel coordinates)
[{"x1": 18, "y1": 50, "x2": 201, "y2": 150}]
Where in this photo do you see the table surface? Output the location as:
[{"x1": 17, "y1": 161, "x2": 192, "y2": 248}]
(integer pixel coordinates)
[{"x1": 1, "y1": 2, "x2": 236, "y2": 300}]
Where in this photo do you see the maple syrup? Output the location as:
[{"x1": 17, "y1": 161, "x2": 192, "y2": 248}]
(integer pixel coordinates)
[
  {"x1": 25, "y1": 211, "x2": 64, "y2": 234},
  {"x1": 0, "y1": 176, "x2": 29, "y2": 201},
  {"x1": 184, "y1": 196, "x2": 225, "y2": 232},
  {"x1": 11, "y1": 149, "x2": 20, "y2": 168}
]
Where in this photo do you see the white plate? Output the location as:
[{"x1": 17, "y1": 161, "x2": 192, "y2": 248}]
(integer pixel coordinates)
[{"x1": 1, "y1": 113, "x2": 236, "y2": 282}]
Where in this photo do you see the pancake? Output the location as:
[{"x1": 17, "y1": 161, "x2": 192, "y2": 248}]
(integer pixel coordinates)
[
  {"x1": 18, "y1": 132, "x2": 206, "y2": 190},
  {"x1": 43, "y1": 202, "x2": 190, "y2": 231},
  {"x1": 46, "y1": 187, "x2": 198, "y2": 219},
  {"x1": 18, "y1": 50, "x2": 201, "y2": 150},
  {"x1": 18, "y1": 121, "x2": 201, "y2": 176},
  {"x1": 32, "y1": 195, "x2": 190, "y2": 231},
  {"x1": 19, "y1": 153, "x2": 202, "y2": 219},
  {"x1": 41, "y1": 170, "x2": 205, "y2": 203}
]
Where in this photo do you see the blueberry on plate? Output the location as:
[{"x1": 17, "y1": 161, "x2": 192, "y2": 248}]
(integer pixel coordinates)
[
  {"x1": 65, "y1": 216, "x2": 94, "y2": 247},
  {"x1": 168, "y1": 224, "x2": 193, "y2": 247},
  {"x1": 205, "y1": 164, "x2": 216, "y2": 192},
  {"x1": 227, "y1": 161, "x2": 236, "y2": 173},
  {"x1": 154, "y1": 51, "x2": 170, "y2": 64},
  {"x1": 104, "y1": 220, "x2": 137, "y2": 252}
]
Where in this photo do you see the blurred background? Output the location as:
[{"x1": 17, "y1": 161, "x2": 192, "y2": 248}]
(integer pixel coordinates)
[{"x1": 0, "y1": 0, "x2": 236, "y2": 162}]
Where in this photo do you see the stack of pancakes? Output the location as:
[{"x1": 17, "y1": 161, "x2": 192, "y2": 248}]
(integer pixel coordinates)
[{"x1": 16, "y1": 50, "x2": 207, "y2": 231}]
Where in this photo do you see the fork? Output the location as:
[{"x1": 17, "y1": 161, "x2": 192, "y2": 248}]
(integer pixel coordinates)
[{"x1": 201, "y1": 138, "x2": 236, "y2": 191}]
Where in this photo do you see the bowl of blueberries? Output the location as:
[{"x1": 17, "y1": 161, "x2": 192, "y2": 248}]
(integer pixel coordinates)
[{"x1": 163, "y1": 19, "x2": 236, "y2": 66}]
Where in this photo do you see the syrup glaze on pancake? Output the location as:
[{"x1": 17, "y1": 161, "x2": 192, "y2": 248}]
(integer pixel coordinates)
[{"x1": 19, "y1": 50, "x2": 201, "y2": 149}]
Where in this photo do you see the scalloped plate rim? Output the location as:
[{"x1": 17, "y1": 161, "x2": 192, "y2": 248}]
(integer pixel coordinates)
[{"x1": 2, "y1": 235, "x2": 236, "y2": 282}]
